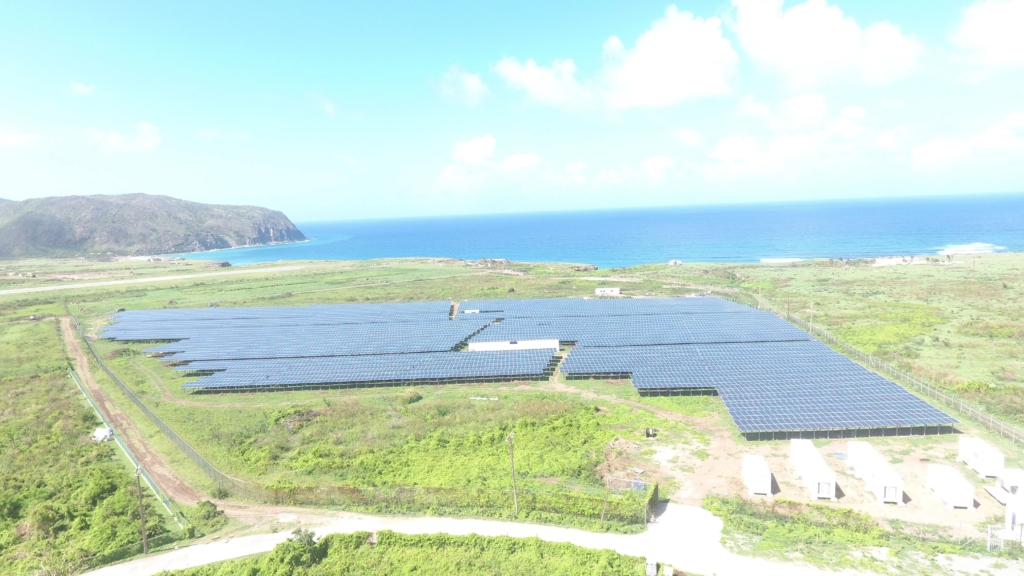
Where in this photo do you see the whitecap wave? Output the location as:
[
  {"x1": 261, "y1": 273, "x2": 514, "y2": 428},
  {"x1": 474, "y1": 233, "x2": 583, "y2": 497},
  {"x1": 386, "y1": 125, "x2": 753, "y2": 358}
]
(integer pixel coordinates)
[
  {"x1": 937, "y1": 242, "x2": 1006, "y2": 256},
  {"x1": 760, "y1": 258, "x2": 803, "y2": 264}
]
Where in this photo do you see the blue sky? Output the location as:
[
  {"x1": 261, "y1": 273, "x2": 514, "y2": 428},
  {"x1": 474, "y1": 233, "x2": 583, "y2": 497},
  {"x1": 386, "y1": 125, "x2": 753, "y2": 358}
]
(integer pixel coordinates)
[{"x1": 1, "y1": 0, "x2": 1022, "y2": 221}]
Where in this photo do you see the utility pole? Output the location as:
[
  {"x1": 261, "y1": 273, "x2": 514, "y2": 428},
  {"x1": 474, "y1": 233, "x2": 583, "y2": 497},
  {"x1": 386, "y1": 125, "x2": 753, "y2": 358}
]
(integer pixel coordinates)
[
  {"x1": 136, "y1": 466, "x2": 148, "y2": 554},
  {"x1": 505, "y1": 432, "x2": 519, "y2": 516},
  {"x1": 786, "y1": 297, "x2": 790, "y2": 320}
]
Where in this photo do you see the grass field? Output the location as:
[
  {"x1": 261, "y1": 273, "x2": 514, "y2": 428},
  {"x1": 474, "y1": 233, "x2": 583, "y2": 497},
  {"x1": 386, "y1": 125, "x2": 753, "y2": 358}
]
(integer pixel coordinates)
[
  {"x1": 165, "y1": 529, "x2": 648, "y2": 576},
  {"x1": 0, "y1": 319, "x2": 178, "y2": 575},
  {"x1": 3, "y1": 253, "x2": 1024, "y2": 572}
]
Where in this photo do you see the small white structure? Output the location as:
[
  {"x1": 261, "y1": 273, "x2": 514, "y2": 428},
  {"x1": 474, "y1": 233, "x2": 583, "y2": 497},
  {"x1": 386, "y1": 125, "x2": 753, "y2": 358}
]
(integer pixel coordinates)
[
  {"x1": 467, "y1": 339, "x2": 559, "y2": 352},
  {"x1": 742, "y1": 454, "x2": 772, "y2": 496},
  {"x1": 92, "y1": 427, "x2": 113, "y2": 442},
  {"x1": 595, "y1": 287, "x2": 620, "y2": 296},
  {"x1": 789, "y1": 439, "x2": 837, "y2": 501},
  {"x1": 926, "y1": 464, "x2": 974, "y2": 510},
  {"x1": 1006, "y1": 493, "x2": 1024, "y2": 538},
  {"x1": 848, "y1": 441, "x2": 904, "y2": 505},
  {"x1": 985, "y1": 468, "x2": 1024, "y2": 505},
  {"x1": 958, "y1": 436, "x2": 1005, "y2": 478}
]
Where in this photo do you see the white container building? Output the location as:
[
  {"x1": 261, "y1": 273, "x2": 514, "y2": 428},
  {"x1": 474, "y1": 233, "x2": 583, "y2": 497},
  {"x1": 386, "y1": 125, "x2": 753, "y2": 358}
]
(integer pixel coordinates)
[
  {"x1": 742, "y1": 454, "x2": 772, "y2": 496},
  {"x1": 790, "y1": 439, "x2": 837, "y2": 501},
  {"x1": 467, "y1": 339, "x2": 559, "y2": 352},
  {"x1": 926, "y1": 464, "x2": 975, "y2": 510},
  {"x1": 985, "y1": 468, "x2": 1024, "y2": 505},
  {"x1": 847, "y1": 441, "x2": 904, "y2": 505},
  {"x1": 958, "y1": 436, "x2": 1005, "y2": 478}
]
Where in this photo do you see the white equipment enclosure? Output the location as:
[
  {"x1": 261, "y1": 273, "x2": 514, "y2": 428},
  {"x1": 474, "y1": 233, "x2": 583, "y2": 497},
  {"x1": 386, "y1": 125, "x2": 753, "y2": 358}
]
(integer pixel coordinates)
[
  {"x1": 790, "y1": 439, "x2": 837, "y2": 501},
  {"x1": 848, "y1": 441, "x2": 904, "y2": 505},
  {"x1": 958, "y1": 436, "x2": 1004, "y2": 478},
  {"x1": 467, "y1": 339, "x2": 559, "y2": 352},
  {"x1": 743, "y1": 454, "x2": 772, "y2": 496},
  {"x1": 927, "y1": 464, "x2": 974, "y2": 510}
]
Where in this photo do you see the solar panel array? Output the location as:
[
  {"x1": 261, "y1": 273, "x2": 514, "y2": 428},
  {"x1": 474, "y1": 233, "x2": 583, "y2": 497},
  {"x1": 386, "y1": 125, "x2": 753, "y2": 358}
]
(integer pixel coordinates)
[
  {"x1": 101, "y1": 302, "x2": 555, "y2": 391},
  {"x1": 460, "y1": 297, "x2": 956, "y2": 434},
  {"x1": 100, "y1": 296, "x2": 956, "y2": 433},
  {"x1": 179, "y1": 349, "x2": 555, "y2": 389}
]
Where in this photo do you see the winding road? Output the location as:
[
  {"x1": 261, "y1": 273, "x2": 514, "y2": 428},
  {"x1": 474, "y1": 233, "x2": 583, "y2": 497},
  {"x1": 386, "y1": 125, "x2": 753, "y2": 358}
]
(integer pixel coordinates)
[{"x1": 83, "y1": 503, "x2": 865, "y2": 576}]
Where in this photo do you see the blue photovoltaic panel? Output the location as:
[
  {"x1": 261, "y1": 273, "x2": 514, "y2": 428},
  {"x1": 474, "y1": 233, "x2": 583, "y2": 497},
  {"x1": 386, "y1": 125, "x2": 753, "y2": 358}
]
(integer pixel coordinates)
[
  {"x1": 561, "y1": 340, "x2": 956, "y2": 432},
  {"x1": 100, "y1": 296, "x2": 956, "y2": 433},
  {"x1": 470, "y1": 310, "x2": 809, "y2": 347},
  {"x1": 143, "y1": 319, "x2": 492, "y2": 361},
  {"x1": 179, "y1": 349, "x2": 555, "y2": 389}
]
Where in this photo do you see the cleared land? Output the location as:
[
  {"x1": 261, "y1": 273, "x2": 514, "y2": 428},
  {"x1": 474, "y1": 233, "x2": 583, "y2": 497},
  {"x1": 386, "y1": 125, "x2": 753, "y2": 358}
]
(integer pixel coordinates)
[{"x1": 3, "y1": 255, "x2": 1024, "y2": 574}]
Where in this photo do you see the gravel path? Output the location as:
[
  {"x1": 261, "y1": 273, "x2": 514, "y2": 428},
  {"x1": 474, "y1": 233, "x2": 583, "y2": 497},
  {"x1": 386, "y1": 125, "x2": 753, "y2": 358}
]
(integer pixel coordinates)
[
  {"x1": 83, "y1": 504, "x2": 866, "y2": 576},
  {"x1": 0, "y1": 265, "x2": 307, "y2": 295}
]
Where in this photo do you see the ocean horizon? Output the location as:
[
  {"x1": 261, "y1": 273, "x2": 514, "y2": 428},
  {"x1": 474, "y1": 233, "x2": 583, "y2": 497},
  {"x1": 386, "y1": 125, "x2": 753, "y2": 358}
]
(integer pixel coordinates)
[{"x1": 171, "y1": 193, "x2": 1024, "y2": 269}]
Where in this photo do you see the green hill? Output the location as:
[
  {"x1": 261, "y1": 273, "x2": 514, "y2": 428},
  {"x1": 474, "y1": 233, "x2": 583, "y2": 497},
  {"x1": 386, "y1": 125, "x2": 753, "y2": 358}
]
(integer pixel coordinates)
[{"x1": 0, "y1": 194, "x2": 305, "y2": 257}]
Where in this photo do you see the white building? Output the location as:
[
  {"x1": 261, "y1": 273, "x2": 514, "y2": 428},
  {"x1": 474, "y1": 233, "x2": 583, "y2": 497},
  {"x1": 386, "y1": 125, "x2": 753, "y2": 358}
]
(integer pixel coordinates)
[
  {"x1": 467, "y1": 339, "x2": 559, "y2": 352},
  {"x1": 742, "y1": 454, "x2": 772, "y2": 496},
  {"x1": 848, "y1": 441, "x2": 904, "y2": 505},
  {"x1": 926, "y1": 464, "x2": 974, "y2": 510},
  {"x1": 958, "y1": 436, "x2": 1004, "y2": 478},
  {"x1": 595, "y1": 287, "x2": 620, "y2": 296},
  {"x1": 790, "y1": 439, "x2": 837, "y2": 501}
]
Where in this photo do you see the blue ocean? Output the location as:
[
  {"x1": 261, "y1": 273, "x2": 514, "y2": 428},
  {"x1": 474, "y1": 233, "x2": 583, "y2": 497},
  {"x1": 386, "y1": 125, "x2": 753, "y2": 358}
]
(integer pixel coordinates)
[{"x1": 174, "y1": 193, "x2": 1024, "y2": 269}]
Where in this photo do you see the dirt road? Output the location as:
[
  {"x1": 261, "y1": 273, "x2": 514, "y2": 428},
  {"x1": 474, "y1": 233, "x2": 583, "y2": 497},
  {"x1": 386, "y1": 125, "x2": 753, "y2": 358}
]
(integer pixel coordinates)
[
  {"x1": 1, "y1": 265, "x2": 307, "y2": 296},
  {"x1": 82, "y1": 503, "x2": 870, "y2": 576}
]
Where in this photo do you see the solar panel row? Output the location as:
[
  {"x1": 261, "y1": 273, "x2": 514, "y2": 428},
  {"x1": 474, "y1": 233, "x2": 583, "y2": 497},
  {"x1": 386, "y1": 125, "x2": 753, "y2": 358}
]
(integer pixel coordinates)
[
  {"x1": 470, "y1": 311, "x2": 810, "y2": 347},
  {"x1": 179, "y1": 349, "x2": 556, "y2": 390}
]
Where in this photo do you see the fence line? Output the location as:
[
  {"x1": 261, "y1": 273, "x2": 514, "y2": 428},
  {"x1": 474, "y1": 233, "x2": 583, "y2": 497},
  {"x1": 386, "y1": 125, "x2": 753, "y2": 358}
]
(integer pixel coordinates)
[
  {"x1": 725, "y1": 292, "x2": 1024, "y2": 447},
  {"x1": 66, "y1": 312, "x2": 656, "y2": 526},
  {"x1": 68, "y1": 367, "x2": 186, "y2": 526}
]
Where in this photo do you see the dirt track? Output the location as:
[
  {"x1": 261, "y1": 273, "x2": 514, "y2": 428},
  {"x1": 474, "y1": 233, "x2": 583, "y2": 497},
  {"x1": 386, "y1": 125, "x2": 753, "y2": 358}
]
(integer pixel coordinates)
[
  {"x1": 1, "y1": 265, "x2": 307, "y2": 296},
  {"x1": 60, "y1": 317, "x2": 336, "y2": 527}
]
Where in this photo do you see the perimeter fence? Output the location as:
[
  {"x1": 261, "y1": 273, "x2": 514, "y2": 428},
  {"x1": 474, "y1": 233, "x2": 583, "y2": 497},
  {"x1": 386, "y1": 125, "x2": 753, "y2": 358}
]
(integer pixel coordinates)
[
  {"x1": 66, "y1": 312, "x2": 657, "y2": 528},
  {"x1": 723, "y1": 291, "x2": 1024, "y2": 448}
]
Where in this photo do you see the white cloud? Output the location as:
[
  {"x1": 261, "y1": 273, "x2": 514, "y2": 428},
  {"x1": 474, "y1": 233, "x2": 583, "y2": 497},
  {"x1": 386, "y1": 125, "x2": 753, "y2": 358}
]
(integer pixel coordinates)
[
  {"x1": 913, "y1": 111, "x2": 1024, "y2": 170},
  {"x1": 89, "y1": 122, "x2": 160, "y2": 152},
  {"x1": 452, "y1": 135, "x2": 495, "y2": 165},
  {"x1": 564, "y1": 161, "x2": 587, "y2": 184},
  {"x1": 502, "y1": 152, "x2": 540, "y2": 170},
  {"x1": 740, "y1": 93, "x2": 828, "y2": 131},
  {"x1": 952, "y1": 0, "x2": 1024, "y2": 70},
  {"x1": 704, "y1": 104, "x2": 869, "y2": 180},
  {"x1": 439, "y1": 65, "x2": 489, "y2": 105},
  {"x1": 877, "y1": 127, "x2": 908, "y2": 150},
  {"x1": 0, "y1": 130, "x2": 43, "y2": 148},
  {"x1": 494, "y1": 58, "x2": 591, "y2": 107},
  {"x1": 732, "y1": 0, "x2": 922, "y2": 86},
  {"x1": 70, "y1": 82, "x2": 95, "y2": 96},
  {"x1": 309, "y1": 92, "x2": 336, "y2": 117},
  {"x1": 438, "y1": 135, "x2": 542, "y2": 189},
  {"x1": 641, "y1": 155, "x2": 676, "y2": 182},
  {"x1": 671, "y1": 129, "x2": 703, "y2": 147},
  {"x1": 495, "y1": 6, "x2": 737, "y2": 109}
]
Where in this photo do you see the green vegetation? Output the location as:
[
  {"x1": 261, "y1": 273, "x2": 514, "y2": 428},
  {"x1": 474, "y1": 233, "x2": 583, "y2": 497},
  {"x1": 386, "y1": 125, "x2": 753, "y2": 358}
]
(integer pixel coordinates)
[
  {"x1": 0, "y1": 320, "x2": 174, "y2": 575},
  {"x1": 704, "y1": 495, "x2": 1023, "y2": 571},
  {"x1": 163, "y1": 529, "x2": 645, "y2": 576},
  {"x1": 3, "y1": 253, "x2": 1024, "y2": 571}
]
